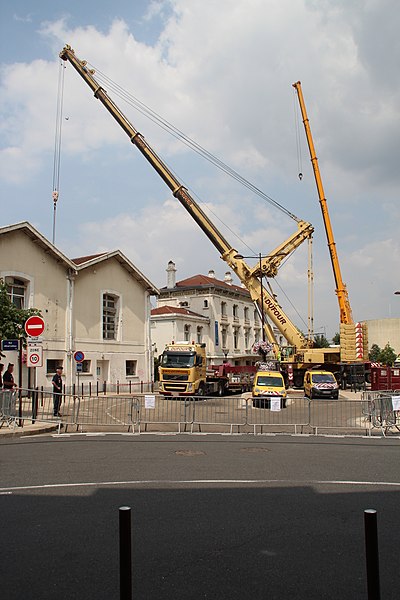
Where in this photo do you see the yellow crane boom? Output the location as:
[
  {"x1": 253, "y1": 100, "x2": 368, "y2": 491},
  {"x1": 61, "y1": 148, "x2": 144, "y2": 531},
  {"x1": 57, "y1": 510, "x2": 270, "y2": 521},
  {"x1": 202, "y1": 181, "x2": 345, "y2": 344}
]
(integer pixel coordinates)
[
  {"x1": 292, "y1": 81, "x2": 353, "y2": 325},
  {"x1": 59, "y1": 45, "x2": 315, "y2": 360}
]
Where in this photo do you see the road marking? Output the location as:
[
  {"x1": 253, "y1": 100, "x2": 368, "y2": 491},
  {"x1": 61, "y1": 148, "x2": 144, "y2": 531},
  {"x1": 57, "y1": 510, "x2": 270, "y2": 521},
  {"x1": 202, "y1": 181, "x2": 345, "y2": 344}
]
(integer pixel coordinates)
[{"x1": 1, "y1": 478, "x2": 400, "y2": 493}]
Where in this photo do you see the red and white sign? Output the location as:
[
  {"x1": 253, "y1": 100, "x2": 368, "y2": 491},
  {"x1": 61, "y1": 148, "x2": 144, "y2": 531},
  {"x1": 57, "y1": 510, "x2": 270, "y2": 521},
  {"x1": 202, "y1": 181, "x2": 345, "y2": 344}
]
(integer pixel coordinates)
[
  {"x1": 27, "y1": 344, "x2": 43, "y2": 367},
  {"x1": 25, "y1": 316, "x2": 45, "y2": 337}
]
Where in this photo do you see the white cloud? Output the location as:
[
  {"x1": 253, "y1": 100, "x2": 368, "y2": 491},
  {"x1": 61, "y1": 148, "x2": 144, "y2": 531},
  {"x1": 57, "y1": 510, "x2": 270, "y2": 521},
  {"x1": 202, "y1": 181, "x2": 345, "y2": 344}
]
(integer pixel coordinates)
[{"x1": 1, "y1": 1, "x2": 400, "y2": 338}]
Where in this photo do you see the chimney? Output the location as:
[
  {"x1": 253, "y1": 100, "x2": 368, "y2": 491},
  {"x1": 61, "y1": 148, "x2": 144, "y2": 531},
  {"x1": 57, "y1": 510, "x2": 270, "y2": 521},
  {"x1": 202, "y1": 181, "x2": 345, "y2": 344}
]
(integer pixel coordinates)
[
  {"x1": 224, "y1": 271, "x2": 233, "y2": 285},
  {"x1": 166, "y1": 260, "x2": 177, "y2": 289},
  {"x1": 208, "y1": 269, "x2": 215, "y2": 278}
]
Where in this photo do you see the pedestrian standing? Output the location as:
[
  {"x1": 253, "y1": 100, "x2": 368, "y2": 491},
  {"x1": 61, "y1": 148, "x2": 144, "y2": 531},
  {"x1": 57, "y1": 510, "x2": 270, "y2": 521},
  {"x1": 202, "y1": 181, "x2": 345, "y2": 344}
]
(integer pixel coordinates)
[
  {"x1": 52, "y1": 366, "x2": 63, "y2": 417},
  {"x1": 3, "y1": 363, "x2": 17, "y2": 390},
  {"x1": 0, "y1": 363, "x2": 3, "y2": 389}
]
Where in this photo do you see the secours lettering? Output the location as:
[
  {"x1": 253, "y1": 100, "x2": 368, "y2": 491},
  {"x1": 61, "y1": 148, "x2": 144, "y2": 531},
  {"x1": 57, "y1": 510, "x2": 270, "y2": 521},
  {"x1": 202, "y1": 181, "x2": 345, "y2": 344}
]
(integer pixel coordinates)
[{"x1": 264, "y1": 298, "x2": 287, "y2": 325}]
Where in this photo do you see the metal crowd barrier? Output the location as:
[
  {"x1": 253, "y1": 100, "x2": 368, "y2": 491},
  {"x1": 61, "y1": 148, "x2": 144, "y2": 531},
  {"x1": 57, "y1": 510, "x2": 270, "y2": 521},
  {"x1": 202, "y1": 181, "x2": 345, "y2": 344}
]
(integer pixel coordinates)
[
  {"x1": 0, "y1": 390, "x2": 18, "y2": 429},
  {"x1": 2, "y1": 388, "x2": 400, "y2": 436},
  {"x1": 362, "y1": 391, "x2": 400, "y2": 436}
]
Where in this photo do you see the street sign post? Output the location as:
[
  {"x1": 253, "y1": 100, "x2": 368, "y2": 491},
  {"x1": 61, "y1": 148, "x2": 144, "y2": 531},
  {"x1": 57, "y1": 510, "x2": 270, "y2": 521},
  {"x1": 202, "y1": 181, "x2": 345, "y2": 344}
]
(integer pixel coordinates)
[
  {"x1": 27, "y1": 345, "x2": 43, "y2": 368},
  {"x1": 1, "y1": 339, "x2": 19, "y2": 351},
  {"x1": 74, "y1": 350, "x2": 85, "y2": 363},
  {"x1": 25, "y1": 316, "x2": 45, "y2": 337}
]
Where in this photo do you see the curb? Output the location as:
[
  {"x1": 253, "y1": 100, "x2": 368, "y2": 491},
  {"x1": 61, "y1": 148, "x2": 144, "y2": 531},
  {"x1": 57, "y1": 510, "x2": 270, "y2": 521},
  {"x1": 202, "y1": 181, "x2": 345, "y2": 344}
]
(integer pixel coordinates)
[{"x1": 0, "y1": 423, "x2": 60, "y2": 438}]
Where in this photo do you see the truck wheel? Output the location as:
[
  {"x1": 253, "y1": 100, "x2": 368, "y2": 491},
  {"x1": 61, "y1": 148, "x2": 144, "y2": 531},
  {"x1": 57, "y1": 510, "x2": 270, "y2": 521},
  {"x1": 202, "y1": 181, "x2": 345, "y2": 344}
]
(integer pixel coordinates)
[{"x1": 196, "y1": 384, "x2": 205, "y2": 398}]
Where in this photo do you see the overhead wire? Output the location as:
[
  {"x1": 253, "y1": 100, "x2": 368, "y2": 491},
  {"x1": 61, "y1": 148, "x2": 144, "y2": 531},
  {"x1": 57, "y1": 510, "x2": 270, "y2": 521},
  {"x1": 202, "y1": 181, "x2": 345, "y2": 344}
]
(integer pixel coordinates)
[
  {"x1": 89, "y1": 63, "x2": 301, "y2": 223},
  {"x1": 74, "y1": 61, "x2": 309, "y2": 324},
  {"x1": 293, "y1": 87, "x2": 303, "y2": 181},
  {"x1": 52, "y1": 60, "x2": 66, "y2": 245}
]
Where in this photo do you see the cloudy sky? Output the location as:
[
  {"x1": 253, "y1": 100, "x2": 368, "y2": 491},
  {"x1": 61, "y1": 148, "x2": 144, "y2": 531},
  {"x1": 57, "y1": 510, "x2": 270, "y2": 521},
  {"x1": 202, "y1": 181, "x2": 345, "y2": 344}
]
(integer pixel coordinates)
[{"x1": 1, "y1": 0, "x2": 399, "y2": 340}]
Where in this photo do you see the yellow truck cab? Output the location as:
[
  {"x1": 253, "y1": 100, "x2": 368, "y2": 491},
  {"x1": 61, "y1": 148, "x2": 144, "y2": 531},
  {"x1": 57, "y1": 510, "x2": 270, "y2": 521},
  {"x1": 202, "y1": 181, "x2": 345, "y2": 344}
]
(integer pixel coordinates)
[
  {"x1": 252, "y1": 370, "x2": 287, "y2": 409},
  {"x1": 304, "y1": 370, "x2": 339, "y2": 399}
]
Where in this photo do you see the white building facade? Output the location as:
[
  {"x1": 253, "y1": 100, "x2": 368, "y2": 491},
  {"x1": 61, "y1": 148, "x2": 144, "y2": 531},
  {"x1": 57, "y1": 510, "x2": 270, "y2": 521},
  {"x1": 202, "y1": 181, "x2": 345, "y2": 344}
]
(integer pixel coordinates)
[{"x1": 151, "y1": 261, "x2": 287, "y2": 365}]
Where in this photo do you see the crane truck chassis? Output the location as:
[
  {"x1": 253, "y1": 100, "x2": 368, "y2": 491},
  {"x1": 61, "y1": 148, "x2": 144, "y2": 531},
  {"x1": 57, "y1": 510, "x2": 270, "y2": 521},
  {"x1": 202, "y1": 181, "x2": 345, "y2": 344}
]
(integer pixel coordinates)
[{"x1": 159, "y1": 342, "x2": 256, "y2": 397}]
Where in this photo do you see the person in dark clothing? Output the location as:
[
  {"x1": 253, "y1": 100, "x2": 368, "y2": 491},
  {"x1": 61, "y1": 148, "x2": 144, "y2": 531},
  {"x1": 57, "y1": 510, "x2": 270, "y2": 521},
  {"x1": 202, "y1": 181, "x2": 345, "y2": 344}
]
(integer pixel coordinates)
[
  {"x1": 3, "y1": 363, "x2": 16, "y2": 390},
  {"x1": 52, "y1": 366, "x2": 63, "y2": 417},
  {"x1": 0, "y1": 363, "x2": 3, "y2": 389}
]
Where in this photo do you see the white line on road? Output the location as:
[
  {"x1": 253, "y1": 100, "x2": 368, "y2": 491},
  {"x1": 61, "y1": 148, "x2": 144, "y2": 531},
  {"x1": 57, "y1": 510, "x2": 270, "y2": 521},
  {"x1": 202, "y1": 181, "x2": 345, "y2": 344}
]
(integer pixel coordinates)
[{"x1": 1, "y1": 478, "x2": 400, "y2": 493}]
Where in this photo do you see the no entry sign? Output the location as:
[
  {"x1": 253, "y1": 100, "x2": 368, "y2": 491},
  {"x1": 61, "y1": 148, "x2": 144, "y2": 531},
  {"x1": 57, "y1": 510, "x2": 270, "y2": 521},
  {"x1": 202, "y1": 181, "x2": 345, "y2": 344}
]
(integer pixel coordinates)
[{"x1": 25, "y1": 315, "x2": 45, "y2": 337}]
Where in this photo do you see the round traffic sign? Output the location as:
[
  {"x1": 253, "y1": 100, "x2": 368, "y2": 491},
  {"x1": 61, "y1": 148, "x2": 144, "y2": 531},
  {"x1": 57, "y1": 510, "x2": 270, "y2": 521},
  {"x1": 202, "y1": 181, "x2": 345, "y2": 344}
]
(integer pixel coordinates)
[
  {"x1": 25, "y1": 315, "x2": 45, "y2": 337},
  {"x1": 74, "y1": 350, "x2": 85, "y2": 363},
  {"x1": 29, "y1": 353, "x2": 40, "y2": 365}
]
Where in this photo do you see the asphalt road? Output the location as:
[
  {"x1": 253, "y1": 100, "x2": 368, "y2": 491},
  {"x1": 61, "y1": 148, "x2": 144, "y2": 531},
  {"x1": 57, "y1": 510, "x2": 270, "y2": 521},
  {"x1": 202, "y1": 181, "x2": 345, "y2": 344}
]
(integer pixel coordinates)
[{"x1": 1, "y1": 433, "x2": 399, "y2": 599}]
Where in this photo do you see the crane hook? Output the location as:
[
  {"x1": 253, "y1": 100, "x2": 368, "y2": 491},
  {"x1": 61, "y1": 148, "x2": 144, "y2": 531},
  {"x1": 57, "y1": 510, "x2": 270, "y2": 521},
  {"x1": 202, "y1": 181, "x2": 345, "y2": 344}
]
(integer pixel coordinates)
[{"x1": 298, "y1": 172, "x2": 303, "y2": 181}]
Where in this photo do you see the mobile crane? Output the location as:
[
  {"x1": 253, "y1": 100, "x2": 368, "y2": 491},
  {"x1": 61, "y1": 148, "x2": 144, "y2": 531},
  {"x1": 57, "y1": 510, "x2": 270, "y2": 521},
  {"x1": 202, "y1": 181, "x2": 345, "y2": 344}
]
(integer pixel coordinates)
[
  {"x1": 60, "y1": 45, "x2": 341, "y2": 386},
  {"x1": 292, "y1": 81, "x2": 368, "y2": 365}
]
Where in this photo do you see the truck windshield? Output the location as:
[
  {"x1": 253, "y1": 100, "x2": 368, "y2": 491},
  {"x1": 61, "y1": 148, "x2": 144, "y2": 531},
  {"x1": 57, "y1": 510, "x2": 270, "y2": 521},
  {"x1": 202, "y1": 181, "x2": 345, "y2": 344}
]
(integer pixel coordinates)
[
  {"x1": 161, "y1": 352, "x2": 196, "y2": 368},
  {"x1": 257, "y1": 376, "x2": 283, "y2": 387},
  {"x1": 313, "y1": 374, "x2": 335, "y2": 383}
]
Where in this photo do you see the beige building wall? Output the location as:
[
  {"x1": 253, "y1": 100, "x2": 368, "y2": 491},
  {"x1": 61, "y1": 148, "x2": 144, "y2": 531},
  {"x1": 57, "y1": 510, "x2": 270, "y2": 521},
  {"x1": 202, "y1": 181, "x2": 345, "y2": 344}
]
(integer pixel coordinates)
[
  {"x1": 365, "y1": 318, "x2": 400, "y2": 354},
  {"x1": 0, "y1": 223, "x2": 158, "y2": 391},
  {"x1": 74, "y1": 258, "x2": 150, "y2": 384}
]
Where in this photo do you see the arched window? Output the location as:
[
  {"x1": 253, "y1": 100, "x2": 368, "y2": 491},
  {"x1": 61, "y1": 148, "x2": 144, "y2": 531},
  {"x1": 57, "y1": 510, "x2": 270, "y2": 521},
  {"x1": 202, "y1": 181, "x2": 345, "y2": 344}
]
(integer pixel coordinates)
[
  {"x1": 184, "y1": 324, "x2": 191, "y2": 341},
  {"x1": 103, "y1": 293, "x2": 119, "y2": 340}
]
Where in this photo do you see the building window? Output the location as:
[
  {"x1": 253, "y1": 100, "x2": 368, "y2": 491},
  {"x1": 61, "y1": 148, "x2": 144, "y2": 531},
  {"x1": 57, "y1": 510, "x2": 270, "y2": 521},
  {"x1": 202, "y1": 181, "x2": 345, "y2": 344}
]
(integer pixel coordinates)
[
  {"x1": 126, "y1": 360, "x2": 137, "y2": 376},
  {"x1": 103, "y1": 293, "x2": 118, "y2": 340},
  {"x1": 221, "y1": 301, "x2": 227, "y2": 317},
  {"x1": 197, "y1": 326, "x2": 203, "y2": 343},
  {"x1": 81, "y1": 360, "x2": 91, "y2": 374},
  {"x1": 254, "y1": 309, "x2": 259, "y2": 325},
  {"x1": 203, "y1": 300, "x2": 208, "y2": 308},
  {"x1": 46, "y1": 359, "x2": 63, "y2": 374},
  {"x1": 244, "y1": 307, "x2": 249, "y2": 322},
  {"x1": 184, "y1": 324, "x2": 191, "y2": 342},
  {"x1": 6, "y1": 277, "x2": 27, "y2": 309},
  {"x1": 221, "y1": 327, "x2": 227, "y2": 349},
  {"x1": 233, "y1": 327, "x2": 239, "y2": 350},
  {"x1": 233, "y1": 304, "x2": 239, "y2": 318},
  {"x1": 179, "y1": 301, "x2": 189, "y2": 307},
  {"x1": 244, "y1": 329, "x2": 250, "y2": 349}
]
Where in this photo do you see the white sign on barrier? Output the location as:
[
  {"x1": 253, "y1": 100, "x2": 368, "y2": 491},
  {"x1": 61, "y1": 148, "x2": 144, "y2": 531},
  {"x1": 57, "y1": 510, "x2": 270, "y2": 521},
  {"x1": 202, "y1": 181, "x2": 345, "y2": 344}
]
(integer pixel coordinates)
[
  {"x1": 270, "y1": 398, "x2": 281, "y2": 412},
  {"x1": 145, "y1": 395, "x2": 156, "y2": 409},
  {"x1": 392, "y1": 396, "x2": 400, "y2": 411}
]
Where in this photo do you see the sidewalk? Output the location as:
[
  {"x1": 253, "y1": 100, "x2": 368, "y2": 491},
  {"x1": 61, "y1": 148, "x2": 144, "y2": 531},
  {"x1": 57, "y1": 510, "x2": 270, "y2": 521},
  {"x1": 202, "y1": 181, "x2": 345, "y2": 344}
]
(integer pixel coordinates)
[{"x1": 0, "y1": 419, "x2": 59, "y2": 438}]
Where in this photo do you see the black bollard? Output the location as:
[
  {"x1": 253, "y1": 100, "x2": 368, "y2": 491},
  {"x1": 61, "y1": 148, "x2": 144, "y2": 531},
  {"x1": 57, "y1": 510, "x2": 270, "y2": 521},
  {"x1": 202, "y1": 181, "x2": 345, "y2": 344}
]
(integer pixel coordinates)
[
  {"x1": 364, "y1": 509, "x2": 381, "y2": 600},
  {"x1": 119, "y1": 506, "x2": 132, "y2": 600}
]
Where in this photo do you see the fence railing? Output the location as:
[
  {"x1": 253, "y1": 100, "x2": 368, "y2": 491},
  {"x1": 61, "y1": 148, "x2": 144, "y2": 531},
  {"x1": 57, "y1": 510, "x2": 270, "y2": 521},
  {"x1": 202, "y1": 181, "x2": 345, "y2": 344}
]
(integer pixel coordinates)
[{"x1": 2, "y1": 388, "x2": 400, "y2": 436}]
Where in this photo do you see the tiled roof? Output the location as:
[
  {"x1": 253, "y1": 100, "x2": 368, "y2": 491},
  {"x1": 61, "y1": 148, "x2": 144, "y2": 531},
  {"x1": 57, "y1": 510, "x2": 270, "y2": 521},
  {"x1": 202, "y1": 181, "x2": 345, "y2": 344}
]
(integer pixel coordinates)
[
  {"x1": 162, "y1": 274, "x2": 249, "y2": 296},
  {"x1": 72, "y1": 253, "x2": 107, "y2": 265},
  {"x1": 151, "y1": 305, "x2": 206, "y2": 318}
]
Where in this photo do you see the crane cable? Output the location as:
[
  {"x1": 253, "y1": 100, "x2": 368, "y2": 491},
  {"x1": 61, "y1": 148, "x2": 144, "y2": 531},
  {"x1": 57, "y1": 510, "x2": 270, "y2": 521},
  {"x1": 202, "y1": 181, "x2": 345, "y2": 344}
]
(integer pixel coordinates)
[
  {"x1": 52, "y1": 60, "x2": 66, "y2": 245},
  {"x1": 88, "y1": 63, "x2": 301, "y2": 223},
  {"x1": 293, "y1": 87, "x2": 303, "y2": 181}
]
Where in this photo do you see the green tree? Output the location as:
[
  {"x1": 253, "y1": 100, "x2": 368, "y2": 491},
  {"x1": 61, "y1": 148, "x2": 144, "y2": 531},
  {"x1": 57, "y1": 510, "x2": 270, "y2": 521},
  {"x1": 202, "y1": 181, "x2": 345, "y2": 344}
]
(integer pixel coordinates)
[
  {"x1": 332, "y1": 332, "x2": 340, "y2": 345},
  {"x1": 368, "y1": 343, "x2": 381, "y2": 362},
  {"x1": 0, "y1": 279, "x2": 41, "y2": 343},
  {"x1": 378, "y1": 342, "x2": 397, "y2": 367},
  {"x1": 313, "y1": 334, "x2": 330, "y2": 348}
]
